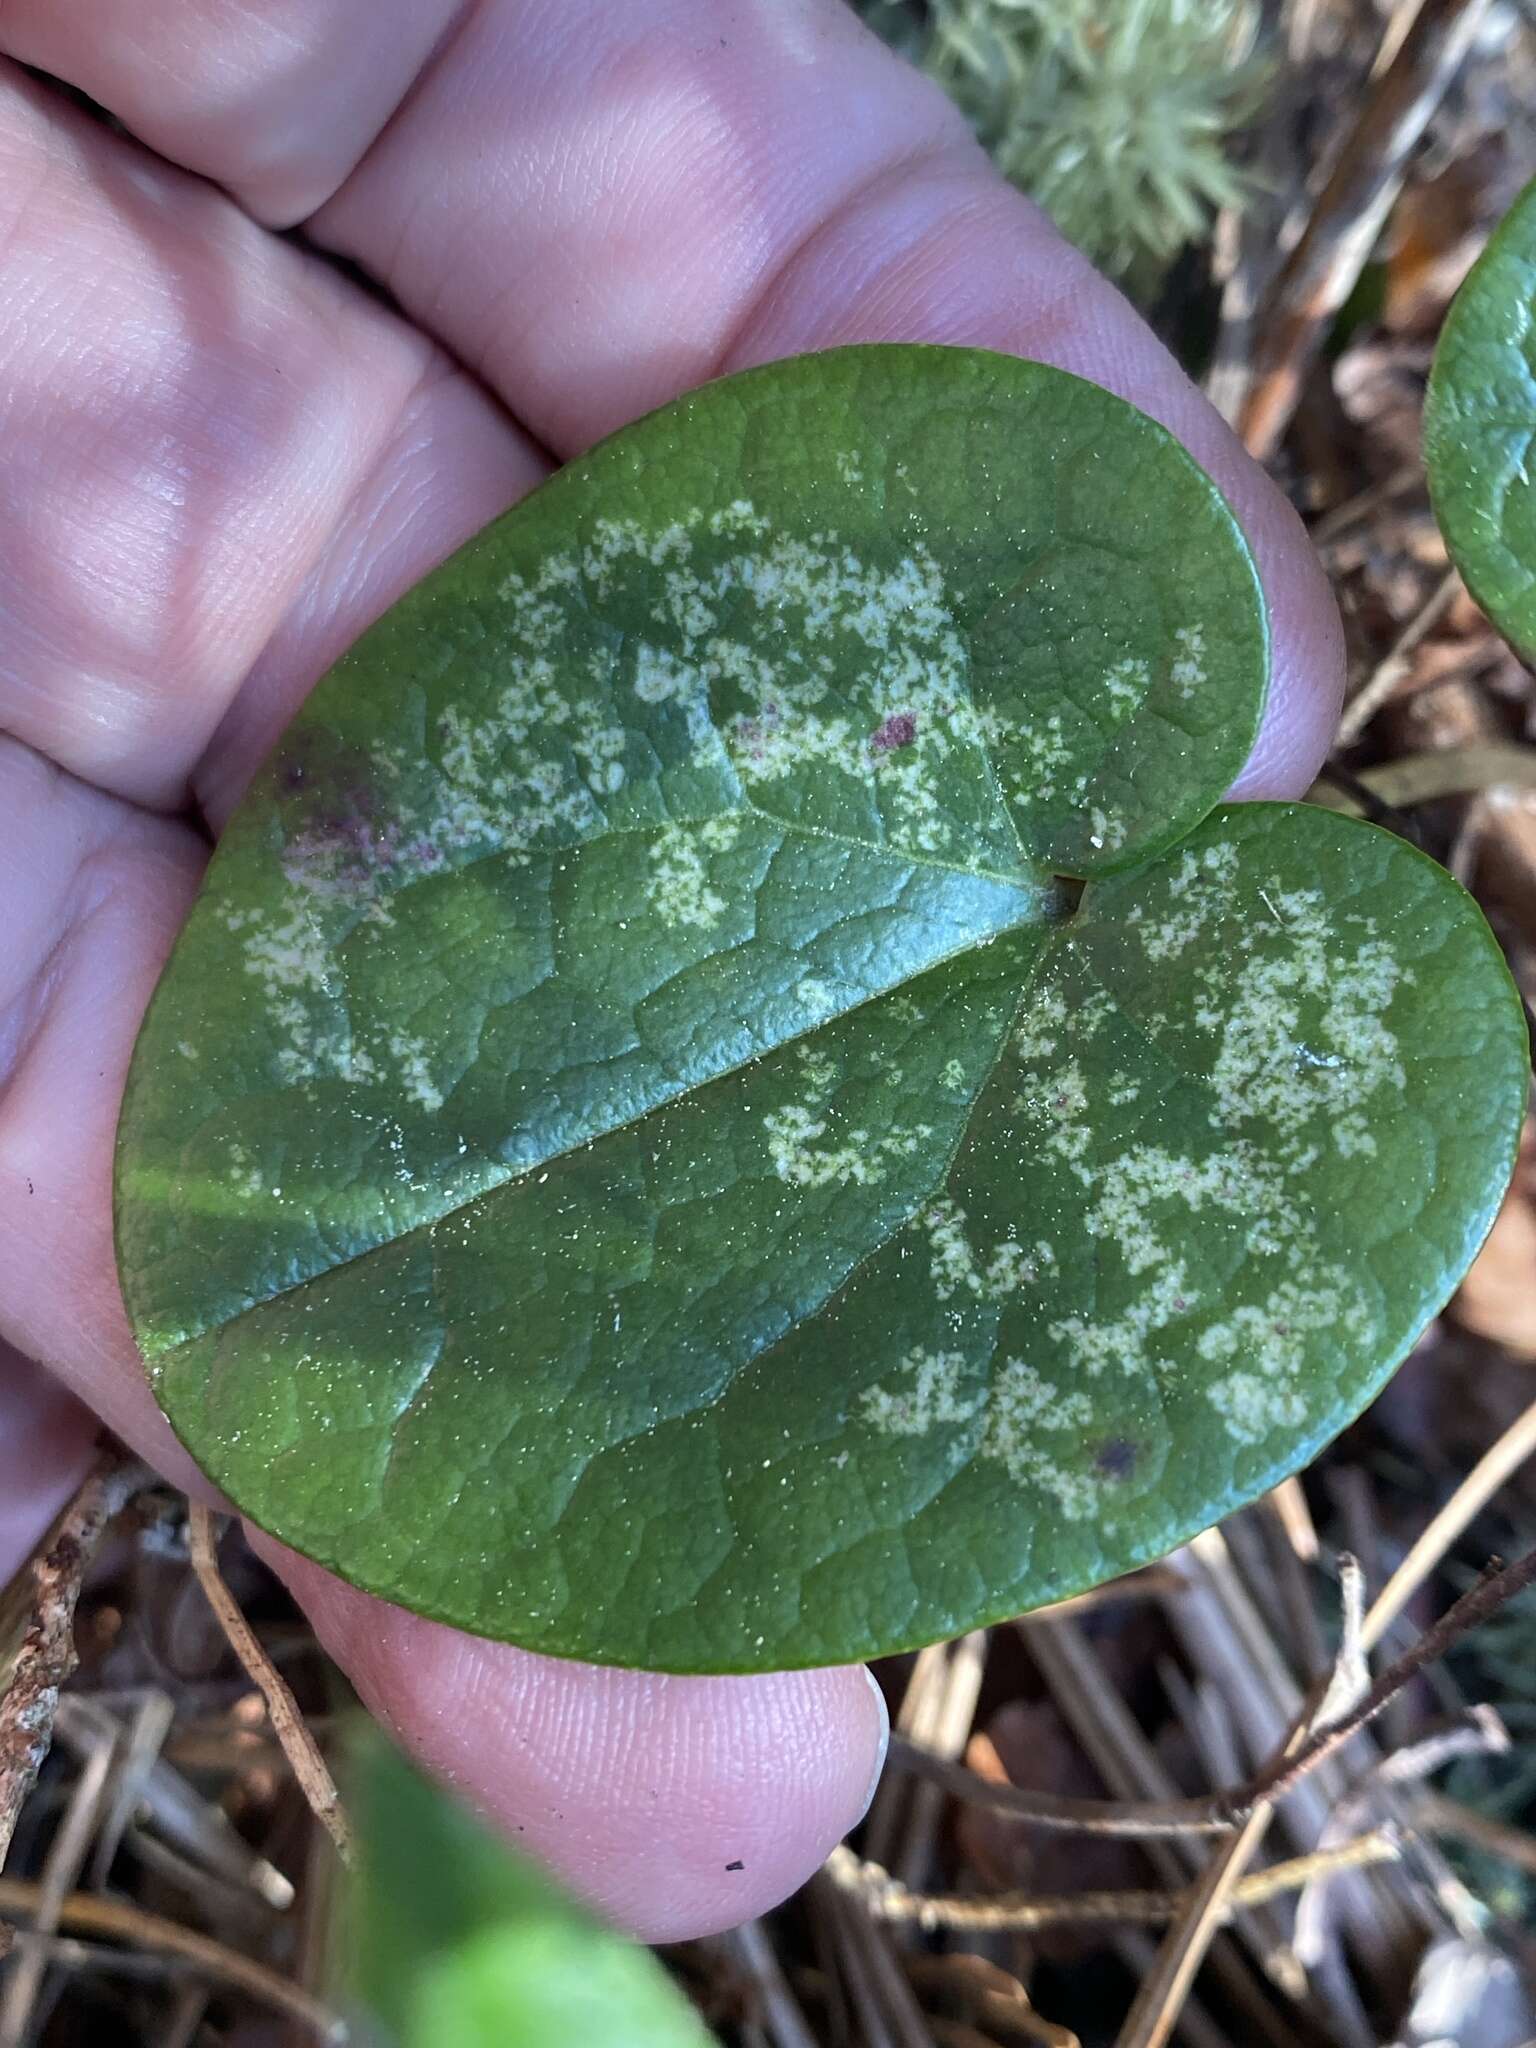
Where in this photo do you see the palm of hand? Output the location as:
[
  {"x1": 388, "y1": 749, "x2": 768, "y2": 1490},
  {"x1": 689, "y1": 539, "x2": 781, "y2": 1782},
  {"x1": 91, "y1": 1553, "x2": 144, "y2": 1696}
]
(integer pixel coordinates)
[{"x1": 0, "y1": 0, "x2": 1341, "y2": 1938}]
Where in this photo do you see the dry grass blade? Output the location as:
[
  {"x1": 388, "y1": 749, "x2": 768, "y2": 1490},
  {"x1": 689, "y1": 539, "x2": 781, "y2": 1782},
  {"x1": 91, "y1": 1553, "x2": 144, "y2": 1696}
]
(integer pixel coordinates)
[
  {"x1": 125, "y1": 1825, "x2": 287, "y2": 1942},
  {"x1": 893, "y1": 1547, "x2": 1534, "y2": 1836},
  {"x1": 0, "y1": 1877, "x2": 347, "y2": 2042},
  {"x1": 1024, "y1": 1610, "x2": 1299, "y2": 2048},
  {"x1": 159, "y1": 1984, "x2": 213, "y2": 2048},
  {"x1": 808, "y1": 1867, "x2": 932, "y2": 2048},
  {"x1": 727, "y1": 1918, "x2": 820, "y2": 2048},
  {"x1": 0, "y1": 1726, "x2": 118, "y2": 2046},
  {"x1": 1111, "y1": 1803, "x2": 1278, "y2": 2048},
  {"x1": 886, "y1": 1735, "x2": 1232, "y2": 1838},
  {"x1": 885, "y1": 1631, "x2": 988, "y2": 1899},
  {"x1": 1109, "y1": 1547, "x2": 1536, "y2": 2046},
  {"x1": 1362, "y1": 1394, "x2": 1536, "y2": 1653},
  {"x1": 1317, "y1": 745, "x2": 1536, "y2": 812},
  {"x1": 1256, "y1": 1499, "x2": 1330, "y2": 1685},
  {"x1": 827, "y1": 1832, "x2": 1400, "y2": 1932},
  {"x1": 1417, "y1": 1791, "x2": 1536, "y2": 1877},
  {"x1": 1336, "y1": 568, "x2": 1462, "y2": 744},
  {"x1": 86, "y1": 1689, "x2": 175, "y2": 1891},
  {"x1": 1266, "y1": 1477, "x2": 1319, "y2": 1564},
  {"x1": 53, "y1": 1694, "x2": 294, "y2": 1910},
  {"x1": 1105, "y1": 1540, "x2": 1370, "y2": 2048},
  {"x1": 187, "y1": 1505, "x2": 354, "y2": 1869},
  {"x1": 1161, "y1": 1530, "x2": 1408, "y2": 2025},
  {"x1": 1034, "y1": 1564, "x2": 1190, "y2": 1621},
  {"x1": 883, "y1": 1547, "x2": 1536, "y2": 2044},
  {"x1": 0, "y1": 1443, "x2": 150, "y2": 1878}
]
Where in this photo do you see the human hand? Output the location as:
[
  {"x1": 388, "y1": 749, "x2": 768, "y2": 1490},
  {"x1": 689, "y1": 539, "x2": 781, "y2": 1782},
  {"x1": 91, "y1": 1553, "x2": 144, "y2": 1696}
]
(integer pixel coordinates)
[{"x1": 0, "y1": 0, "x2": 1342, "y2": 1939}]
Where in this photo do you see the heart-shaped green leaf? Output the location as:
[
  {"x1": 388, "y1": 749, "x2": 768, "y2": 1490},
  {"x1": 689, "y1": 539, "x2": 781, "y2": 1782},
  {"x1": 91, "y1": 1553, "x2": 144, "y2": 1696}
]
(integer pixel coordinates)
[
  {"x1": 1425, "y1": 176, "x2": 1536, "y2": 662},
  {"x1": 116, "y1": 345, "x2": 1527, "y2": 1672}
]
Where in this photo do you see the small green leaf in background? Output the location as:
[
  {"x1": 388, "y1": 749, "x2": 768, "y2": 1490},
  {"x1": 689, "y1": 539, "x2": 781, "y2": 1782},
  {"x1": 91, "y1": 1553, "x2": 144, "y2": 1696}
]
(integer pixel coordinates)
[
  {"x1": 345, "y1": 1728, "x2": 715, "y2": 2048},
  {"x1": 117, "y1": 343, "x2": 1528, "y2": 1673},
  {"x1": 1426, "y1": 175, "x2": 1536, "y2": 663}
]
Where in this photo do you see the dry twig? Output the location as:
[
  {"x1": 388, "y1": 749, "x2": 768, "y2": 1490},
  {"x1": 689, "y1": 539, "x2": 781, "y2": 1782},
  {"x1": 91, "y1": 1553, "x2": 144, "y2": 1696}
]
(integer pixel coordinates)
[
  {"x1": 887, "y1": 1733, "x2": 1229, "y2": 1839},
  {"x1": 1110, "y1": 1542, "x2": 1378, "y2": 2048},
  {"x1": 1237, "y1": 0, "x2": 1493, "y2": 459},
  {"x1": 1362, "y1": 1395, "x2": 1536, "y2": 1654},
  {"x1": 187, "y1": 1505, "x2": 354, "y2": 1868},
  {"x1": 0, "y1": 1443, "x2": 149, "y2": 1878},
  {"x1": 893, "y1": 1549, "x2": 1536, "y2": 1836},
  {"x1": 1109, "y1": 1547, "x2": 1536, "y2": 2048},
  {"x1": 0, "y1": 1877, "x2": 346, "y2": 2042},
  {"x1": 1024, "y1": 1612, "x2": 1291, "y2": 2048},
  {"x1": 1336, "y1": 568, "x2": 1463, "y2": 744},
  {"x1": 904, "y1": 1954, "x2": 1081, "y2": 2048},
  {"x1": 1112, "y1": 1802, "x2": 1278, "y2": 2048}
]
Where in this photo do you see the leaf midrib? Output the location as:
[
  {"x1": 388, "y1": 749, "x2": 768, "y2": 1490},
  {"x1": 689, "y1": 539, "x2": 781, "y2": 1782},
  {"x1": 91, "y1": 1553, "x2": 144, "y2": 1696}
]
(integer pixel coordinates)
[{"x1": 134, "y1": 808, "x2": 1070, "y2": 1362}]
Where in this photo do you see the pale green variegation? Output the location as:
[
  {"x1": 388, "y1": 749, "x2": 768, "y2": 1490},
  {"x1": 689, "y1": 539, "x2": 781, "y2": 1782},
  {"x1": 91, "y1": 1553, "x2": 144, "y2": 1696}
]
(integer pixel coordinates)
[{"x1": 116, "y1": 346, "x2": 1527, "y2": 1671}]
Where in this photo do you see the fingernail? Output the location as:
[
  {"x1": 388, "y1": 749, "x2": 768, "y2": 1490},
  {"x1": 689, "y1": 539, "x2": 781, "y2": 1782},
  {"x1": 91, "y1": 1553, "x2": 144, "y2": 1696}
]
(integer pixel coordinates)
[{"x1": 854, "y1": 1667, "x2": 890, "y2": 1826}]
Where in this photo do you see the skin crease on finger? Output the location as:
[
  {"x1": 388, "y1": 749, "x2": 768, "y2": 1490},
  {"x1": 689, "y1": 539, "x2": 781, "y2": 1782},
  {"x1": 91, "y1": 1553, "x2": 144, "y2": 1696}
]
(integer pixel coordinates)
[{"x1": 0, "y1": 0, "x2": 1343, "y2": 1939}]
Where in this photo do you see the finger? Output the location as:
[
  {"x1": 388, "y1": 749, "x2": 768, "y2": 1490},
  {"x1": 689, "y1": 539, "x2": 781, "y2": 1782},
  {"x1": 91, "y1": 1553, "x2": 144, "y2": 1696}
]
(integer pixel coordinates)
[
  {"x1": 0, "y1": 56, "x2": 887, "y2": 1936},
  {"x1": 0, "y1": 1348, "x2": 99, "y2": 1588},
  {"x1": 720, "y1": 174, "x2": 1344, "y2": 799},
  {"x1": 0, "y1": 65, "x2": 543, "y2": 811},
  {"x1": 261, "y1": 1537, "x2": 886, "y2": 1938},
  {"x1": 4, "y1": 0, "x2": 1344, "y2": 790},
  {"x1": 0, "y1": 740, "x2": 212, "y2": 1484},
  {"x1": 0, "y1": 737, "x2": 889, "y2": 1938}
]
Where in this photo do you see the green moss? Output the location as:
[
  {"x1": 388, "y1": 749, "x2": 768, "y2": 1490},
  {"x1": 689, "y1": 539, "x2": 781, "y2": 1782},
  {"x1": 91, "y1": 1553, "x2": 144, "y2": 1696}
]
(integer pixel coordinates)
[{"x1": 859, "y1": 0, "x2": 1268, "y2": 292}]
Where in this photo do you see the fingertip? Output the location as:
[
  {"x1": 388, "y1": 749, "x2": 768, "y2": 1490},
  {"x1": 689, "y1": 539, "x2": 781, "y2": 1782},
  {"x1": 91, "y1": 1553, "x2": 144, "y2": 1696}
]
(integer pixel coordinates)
[
  {"x1": 855, "y1": 1663, "x2": 892, "y2": 1825},
  {"x1": 1225, "y1": 489, "x2": 1347, "y2": 800},
  {"x1": 726, "y1": 165, "x2": 1346, "y2": 800},
  {"x1": 259, "y1": 1536, "x2": 888, "y2": 1940}
]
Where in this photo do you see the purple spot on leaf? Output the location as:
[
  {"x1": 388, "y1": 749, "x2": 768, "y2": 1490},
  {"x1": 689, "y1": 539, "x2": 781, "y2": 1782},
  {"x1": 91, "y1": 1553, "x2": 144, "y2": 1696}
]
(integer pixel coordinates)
[
  {"x1": 870, "y1": 712, "x2": 918, "y2": 755},
  {"x1": 1095, "y1": 1438, "x2": 1138, "y2": 1481},
  {"x1": 269, "y1": 734, "x2": 404, "y2": 898}
]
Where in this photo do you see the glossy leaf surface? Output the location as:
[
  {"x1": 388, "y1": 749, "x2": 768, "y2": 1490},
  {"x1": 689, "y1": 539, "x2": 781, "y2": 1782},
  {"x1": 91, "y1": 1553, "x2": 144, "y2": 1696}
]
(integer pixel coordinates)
[
  {"x1": 117, "y1": 346, "x2": 1527, "y2": 1670},
  {"x1": 1426, "y1": 176, "x2": 1536, "y2": 661}
]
